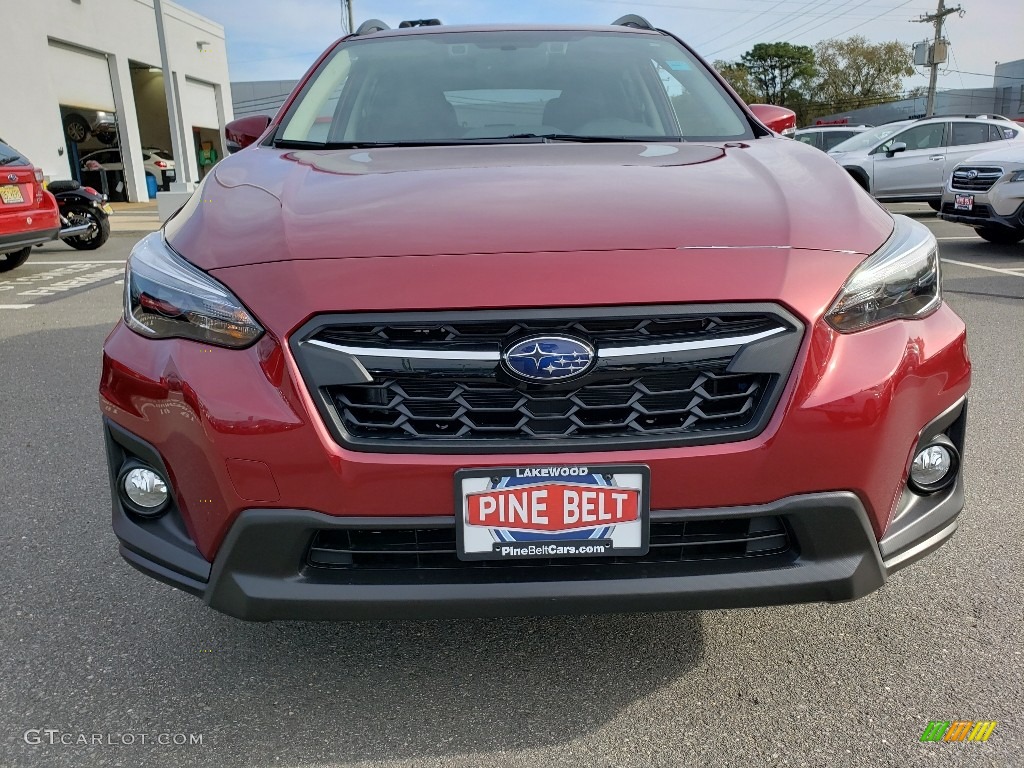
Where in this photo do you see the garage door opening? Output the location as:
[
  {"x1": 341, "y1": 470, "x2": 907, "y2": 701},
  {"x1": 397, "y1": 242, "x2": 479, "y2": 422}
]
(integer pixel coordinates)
[
  {"x1": 48, "y1": 40, "x2": 127, "y2": 199},
  {"x1": 184, "y1": 78, "x2": 225, "y2": 180},
  {"x1": 130, "y1": 62, "x2": 177, "y2": 195}
]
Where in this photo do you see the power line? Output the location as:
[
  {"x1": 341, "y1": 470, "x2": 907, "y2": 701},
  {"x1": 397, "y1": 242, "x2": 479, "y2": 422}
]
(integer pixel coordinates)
[
  {"x1": 791, "y1": 0, "x2": 918, "y2": 40},
  {"x1": 703, "y1": 0, "x2": 849, "y2": 57},
  {"x1": 695, "y1": 0, "x2": 794, "y2": 50}
]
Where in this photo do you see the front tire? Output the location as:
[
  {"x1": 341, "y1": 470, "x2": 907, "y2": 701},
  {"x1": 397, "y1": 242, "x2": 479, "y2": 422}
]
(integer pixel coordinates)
[
  {"x1": 64, "y1": 209, "x2": 111, "y2": 251},
  {"x1": 63, "y1": 113, "x2": 90, "y2": 143},
  {"x1": 0, "y1": 246, "x2": 32, "y2": 272},
  {"x1": 976, "y1": 227, "x2": 1024, "y2": 245}
]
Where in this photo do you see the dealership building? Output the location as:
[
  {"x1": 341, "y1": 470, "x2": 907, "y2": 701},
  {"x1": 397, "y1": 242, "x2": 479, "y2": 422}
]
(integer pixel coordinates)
[{"x1": 5, "y1": 0, "x2": 233, "y2": 204}]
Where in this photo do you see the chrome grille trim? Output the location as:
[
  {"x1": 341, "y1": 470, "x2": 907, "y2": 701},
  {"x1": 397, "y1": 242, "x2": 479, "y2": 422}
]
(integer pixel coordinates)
[{"x1": 305, "y1": 326, "x2": 787, "y2": 362}]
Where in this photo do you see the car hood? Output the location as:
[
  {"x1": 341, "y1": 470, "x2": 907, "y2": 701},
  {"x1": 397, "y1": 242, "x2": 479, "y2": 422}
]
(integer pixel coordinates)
[
  {"x1": 164, "y1": 140, "x2": 893, "y2": 270},
  {"x1": 956, "y1": 144, "x2": 1024, "y2": 166}
]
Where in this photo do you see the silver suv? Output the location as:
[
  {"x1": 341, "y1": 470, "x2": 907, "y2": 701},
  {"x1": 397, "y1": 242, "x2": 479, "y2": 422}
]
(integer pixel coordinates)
[
  {"x1": 938, "y1": 143, "x2": 1024, "y2": 244},
  {"x1": 828, "y1": 115, "x2": 1022, "y2": 208}
]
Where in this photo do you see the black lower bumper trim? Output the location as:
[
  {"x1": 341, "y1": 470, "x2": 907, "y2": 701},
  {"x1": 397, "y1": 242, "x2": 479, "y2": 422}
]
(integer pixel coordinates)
[
  {"x1": 938, "y1": 200, "x2": 1024, "y2": 230},
  {"x1": 199, "y1": 492, "x2": 888, "y2": 621},
  {"x1": 0, "y1": 226, "x2": 59, "y2": 252}
]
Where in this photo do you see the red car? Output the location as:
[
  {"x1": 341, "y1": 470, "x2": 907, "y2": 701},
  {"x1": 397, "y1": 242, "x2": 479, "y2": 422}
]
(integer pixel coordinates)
[
  {"x1": 100, "y1": 19, "x2": 970, "y2": 621},
  {"x1": 0, "y1": 139, "x2": 59, "y2": 271}
]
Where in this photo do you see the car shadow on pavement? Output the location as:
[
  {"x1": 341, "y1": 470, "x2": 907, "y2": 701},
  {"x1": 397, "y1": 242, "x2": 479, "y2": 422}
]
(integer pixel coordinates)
[{"x1": 188, "y1": 610, "x2": 705, "y2": 763}]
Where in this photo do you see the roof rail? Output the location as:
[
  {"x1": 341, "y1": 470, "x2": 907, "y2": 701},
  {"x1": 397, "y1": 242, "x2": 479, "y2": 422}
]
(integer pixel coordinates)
[
  {"x1": 398, "y1": 19, "x2": 443, "y2": 28},
  {"x1": 612, "y1": 14, "x2": 655, "y2": 30},
  {"x1": 354, "y1": 19, "x2": 389, "y2": 35},
  {"x1": 915, "y1": 113, "x2": 1010, "y2": 121}
]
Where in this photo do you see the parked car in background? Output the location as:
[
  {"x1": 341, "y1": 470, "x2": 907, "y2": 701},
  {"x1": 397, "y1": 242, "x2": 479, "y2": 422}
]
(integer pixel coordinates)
[
  {"x1": 142, "y1": 148, "x2": 177, "y2": 189},
  {"x1": 792, "y1": 125, "x2": 871, "y2": 152},
  {"x1": 938, "y1": 144, "x2": 1024, "y2": 244},
  {"x1": 828, "y1": 115, "x2": 1022, "y2": 209},
  {"x1": 102, "y1": 18, "x2": 971, "y2": 622},
  {"x1": 63, "y1": 109, "x2": 118, "y2": 145},
  {"x1": 0, "y1": 139, "x2": 59, "y2": 271},
  {"x1": 79, "y1": 147, "x2": 177, "y2": 192}
]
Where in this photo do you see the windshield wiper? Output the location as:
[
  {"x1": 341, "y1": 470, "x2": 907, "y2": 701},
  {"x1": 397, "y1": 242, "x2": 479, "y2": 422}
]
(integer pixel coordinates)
[
  {"x1": 0, "y1": 156, "x2": 23, "y2": 166},
  {"x1": 273, "y1": 135, "x2": 687, "y2": 150},
  {"x1": 497, "y1": 134, "x2": 686, "y2": 143},
  {"x1": 274, "y1": 139, "x2": 484, "y2": 150}
]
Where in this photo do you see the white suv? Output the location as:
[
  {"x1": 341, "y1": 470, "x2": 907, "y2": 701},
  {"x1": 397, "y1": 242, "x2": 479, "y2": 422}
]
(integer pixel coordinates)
[
  {"x1": 938, "y1": 144, "x2": 1024, "y2": 244},
  {"x1": 828, "y1": 115, "x2": 1022, "y2": 208}
]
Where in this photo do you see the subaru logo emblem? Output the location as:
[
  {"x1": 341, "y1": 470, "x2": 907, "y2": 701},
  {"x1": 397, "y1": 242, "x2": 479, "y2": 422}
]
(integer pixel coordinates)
[
  {"x1": 965, "y1": 170, "x2": 978, "y2": 180},
  {"x1": 503, "y1": 336, "x2": 595, "y2": 382}
]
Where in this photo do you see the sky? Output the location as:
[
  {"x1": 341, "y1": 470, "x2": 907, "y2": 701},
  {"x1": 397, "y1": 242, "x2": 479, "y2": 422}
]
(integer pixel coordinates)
[{"x1": 173, "y1": 0, "x2": 1023, "y2": 93}]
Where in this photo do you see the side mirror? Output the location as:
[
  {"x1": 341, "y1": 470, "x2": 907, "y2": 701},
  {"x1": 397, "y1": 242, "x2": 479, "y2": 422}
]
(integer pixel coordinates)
[
  {"x1": 748, "y1": 104, "x2": 797, "y2": 137},
  {"x1": 225, "y1": 115, "x2": 272, "y2": 152},
  {"x1": 885, "y1": 142, "x2": 907, "y2": 158}
]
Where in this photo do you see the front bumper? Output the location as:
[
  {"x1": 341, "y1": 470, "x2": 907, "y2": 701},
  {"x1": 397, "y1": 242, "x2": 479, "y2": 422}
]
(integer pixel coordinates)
[
  {"x1": 939, "y1": 197, "x2": 1024, "y2": 231},
  {"x1": 105, "y1": 396, "x2": 967, "y2": 621}
]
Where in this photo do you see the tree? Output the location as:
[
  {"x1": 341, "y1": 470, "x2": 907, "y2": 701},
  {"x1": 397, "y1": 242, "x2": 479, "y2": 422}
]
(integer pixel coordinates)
[
  {"x1": 809, "y1": 37, "x2": 914, "y2": 117},
  {"x1": 739, "y1": 43, "x2": 816, "y2": 106},
  {"x1": 712, "y1": 60, "x2": 757, "y2": 105}
]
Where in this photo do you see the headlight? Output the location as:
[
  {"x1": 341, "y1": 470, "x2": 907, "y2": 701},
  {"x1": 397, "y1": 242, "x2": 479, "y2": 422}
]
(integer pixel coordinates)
[
  {"x1": 825, "y1": 215, "x2": 940, "y2": 332},
  {"x1": 124, "y1": 232, "x2": 264, "y2": 347},
  {"x1": 1008, "y1": 169, "x2": 1024, "y2": 183}
]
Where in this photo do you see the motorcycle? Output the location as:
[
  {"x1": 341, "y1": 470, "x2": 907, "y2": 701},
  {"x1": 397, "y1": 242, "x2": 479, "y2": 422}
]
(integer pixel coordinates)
[{"x1": 46, "y1": 180, "x2": 112, "y2": 250}]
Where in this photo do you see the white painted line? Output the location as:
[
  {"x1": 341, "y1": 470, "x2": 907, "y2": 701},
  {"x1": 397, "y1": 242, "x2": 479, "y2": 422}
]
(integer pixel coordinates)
[
  {"x1": 936, "y1": 236, "x2": 983, "y2": 242},
  {"x1": 0, "y1": 304, "x2": 35, "y2": 309},
  {"x1": 19, "y1": 260, "x2": 126, "y2": 265},
  {"x1": 942, "y1": 258, "x2": 1024, "y2": 277}
]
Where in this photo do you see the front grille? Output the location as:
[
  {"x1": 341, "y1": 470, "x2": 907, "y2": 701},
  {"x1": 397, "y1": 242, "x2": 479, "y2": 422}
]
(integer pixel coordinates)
[
  {"x1": 941, "y1": 202, "x2": 994, "y2": 220},
  {"x1": 307, "y1": 515, "x2": 793, "y2": 573},
  {"x1": 315, "y1": 313, "x2": 784, "y2": 350},
  {"x1": 291, "y1": 305, "x2": 803, "y2": 452},
  {"x1": 329, "y1": 365, "x2": 771, "y2": 441},
  {"x1": 950, "y1": 166, "x2": 1003, "y2": 192}
]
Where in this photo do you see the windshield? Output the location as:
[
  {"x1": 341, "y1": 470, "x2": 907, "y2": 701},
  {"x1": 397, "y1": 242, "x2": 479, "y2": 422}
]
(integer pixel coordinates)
[
  {"x1": 0, "y1": 141, "x2": 29, "y2": 166},
  {"x1": 829, "y1": 123, "x2": 910, "y2": 154},
  {"x1": 276, "y1": 29, "x2": 751, "y2": 145}
]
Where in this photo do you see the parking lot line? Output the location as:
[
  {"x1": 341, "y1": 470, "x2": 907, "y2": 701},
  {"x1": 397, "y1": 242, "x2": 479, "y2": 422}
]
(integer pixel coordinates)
[
  {"x1": 0, "y1": 304, "x2": 36, "y2": 309},
  {"x1": 18, "y1": 260, "x2": 126, "y2": 265},
  {"x1": 942, "y1": 258, "x2": 1024, "y2": 277}
]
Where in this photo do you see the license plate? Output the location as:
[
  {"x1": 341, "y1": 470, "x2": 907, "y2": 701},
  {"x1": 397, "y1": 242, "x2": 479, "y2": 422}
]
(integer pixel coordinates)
[
  {"x1": 166, "y1": 170, "x2": 176, "y2": 180},
  {"x1": 455, "y1": 464, "x2": 650, "y2": 561},
  {"x1": 0, "y1": 185, "x2": 24, "y2": 204},
  {"x1": 954, "y1": 193, "x2": 974, "y2": 211}
]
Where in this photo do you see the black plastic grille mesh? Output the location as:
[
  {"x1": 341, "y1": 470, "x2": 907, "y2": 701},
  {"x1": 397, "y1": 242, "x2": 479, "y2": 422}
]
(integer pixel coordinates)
[
  {"x1": 307, "y1": 516, "x2": 792, "y2": 571},
  {"x1": 941, "y1": 202, "x2": 994, "y2": 219},
  {"x1": 314, "y1": 314, "x2": 782, "y2": 349},
  {"x1": 950, "y1": 167, "x2": 1002, "y2": 193},
  {"x1": 329, "y1": 366, "x2": 771, "y2": 441}
]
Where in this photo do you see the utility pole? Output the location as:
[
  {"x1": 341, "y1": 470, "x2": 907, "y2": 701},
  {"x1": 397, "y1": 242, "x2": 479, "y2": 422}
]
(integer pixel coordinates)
[
  {"x1": 915, "y1": 0, "x2": 963, "y2": 117},
  {"x1": 342, "y1": 0, "x2": 355, "y2": 34}
]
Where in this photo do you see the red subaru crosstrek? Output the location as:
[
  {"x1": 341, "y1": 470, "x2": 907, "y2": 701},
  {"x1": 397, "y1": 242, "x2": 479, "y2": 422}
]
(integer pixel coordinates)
[
  {"x1": 100, "y1": 19, "x2": 970, "y2": 621},
  {"x1": 0, "y1": 139, "x2": 59, "y2": 271}
]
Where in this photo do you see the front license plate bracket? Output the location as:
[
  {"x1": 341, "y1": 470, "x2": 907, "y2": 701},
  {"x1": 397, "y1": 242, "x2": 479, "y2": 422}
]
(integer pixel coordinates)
[{"x1": 455, "y1": 464, "x2": 651, "y2": 561}]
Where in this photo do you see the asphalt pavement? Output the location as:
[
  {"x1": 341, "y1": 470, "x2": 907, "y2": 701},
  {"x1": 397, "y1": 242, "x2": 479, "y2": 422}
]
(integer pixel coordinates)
[{"x1": 1, "y1": 207, "x2": 1022, "y2": 767}]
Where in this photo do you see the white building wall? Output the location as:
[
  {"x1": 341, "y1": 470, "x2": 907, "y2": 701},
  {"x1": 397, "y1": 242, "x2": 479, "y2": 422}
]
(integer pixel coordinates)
[{"x1": 2, "y1": 0, "x2": 232, "y2": 202}]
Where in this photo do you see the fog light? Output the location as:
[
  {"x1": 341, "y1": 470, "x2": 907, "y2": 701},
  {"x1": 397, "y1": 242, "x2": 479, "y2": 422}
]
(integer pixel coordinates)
[
  {"x1": 909, "y1": 443, "x2": 956, "y2": 493},
  {"x1": 121, "y1": 466, "x2": 169, "y2": 514}
]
